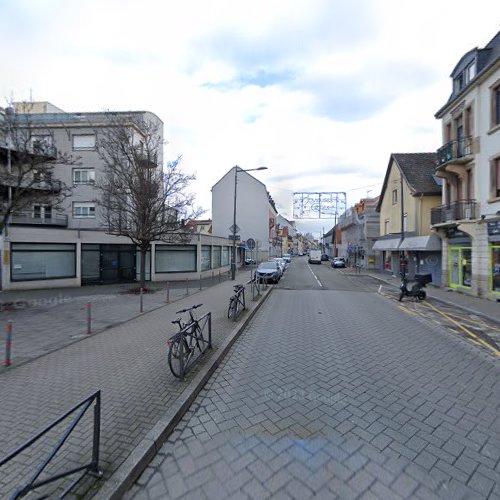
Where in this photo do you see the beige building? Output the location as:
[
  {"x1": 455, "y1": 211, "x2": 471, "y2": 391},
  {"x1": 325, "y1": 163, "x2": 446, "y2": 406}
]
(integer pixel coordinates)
[
  {"x1": 373, "y1": 153, "x2": 442, "y2": 283},
  {"x1": 432, "y1": 30, "x2": 500, "y2": 297}
]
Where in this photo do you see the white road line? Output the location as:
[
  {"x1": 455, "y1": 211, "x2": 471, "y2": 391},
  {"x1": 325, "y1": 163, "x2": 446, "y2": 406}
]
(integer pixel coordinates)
[{"x1": 307, "y1": 264, "x2": 323, "y2": 288}]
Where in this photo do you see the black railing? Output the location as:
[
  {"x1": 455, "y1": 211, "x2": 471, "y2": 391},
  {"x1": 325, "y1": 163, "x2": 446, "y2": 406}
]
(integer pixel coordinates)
[
  {"x1": 0, "y1": 391, "x2": 102, "y2": 499},
  {"x1": 431, "y1": 200, "x2": 477, "y2": 225},
  {"x1": 436, "y1": 137, "x2": 473, "y2": 165}
]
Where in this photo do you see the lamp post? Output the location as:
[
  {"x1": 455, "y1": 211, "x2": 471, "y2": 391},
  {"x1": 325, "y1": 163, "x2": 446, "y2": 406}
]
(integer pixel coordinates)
[{"x1": 231, "y1": 165, "x2": 268, "y2": 280}]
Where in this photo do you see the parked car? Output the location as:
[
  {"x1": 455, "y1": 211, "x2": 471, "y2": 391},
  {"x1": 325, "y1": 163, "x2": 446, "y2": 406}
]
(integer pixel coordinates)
[
  {"x1": 255, "y1": 261, "x2": 281, "y2": 283},
  {"x1": 282, "y1": 254, "x2": 291, "y2": 263},
  {"x1": 244, "y1": 258, "x2": 256, "y2": 265},
  {"x1": 332, "y1": 257, "x2": 346, "y2": 268},
  {"x1": 274, "y1": 257, "x2": 287, "y2": 274},
  {"x1": 321, "y1": 254, "x2": 329, "y2": 261}
]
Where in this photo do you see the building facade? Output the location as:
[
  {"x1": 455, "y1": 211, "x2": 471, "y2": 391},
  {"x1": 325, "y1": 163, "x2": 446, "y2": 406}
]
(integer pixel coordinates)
[
  {"x1": 0, "y1": 102, "x2": 231, "y2": 290},
  {"x1": 373, "y1": 153, "x2": 442, "y2": 284},
  {"x1": 432, "y1": 31, "x2": 500, "y2": 298}
]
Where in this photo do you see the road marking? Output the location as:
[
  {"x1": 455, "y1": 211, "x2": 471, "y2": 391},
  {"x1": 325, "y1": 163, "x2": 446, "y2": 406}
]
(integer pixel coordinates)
[
  {"x1": 307, "y1": 264, "x2": 323, "y2": 288},
  {"x1": 423, "y1": 301, "x2": 500, "y2": 356}
]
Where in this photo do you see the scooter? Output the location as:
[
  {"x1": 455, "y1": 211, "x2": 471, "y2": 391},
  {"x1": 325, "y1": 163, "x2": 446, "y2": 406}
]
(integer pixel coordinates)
[{"x1": 398, "y1": 272, "x2": 432, "y2": 301}]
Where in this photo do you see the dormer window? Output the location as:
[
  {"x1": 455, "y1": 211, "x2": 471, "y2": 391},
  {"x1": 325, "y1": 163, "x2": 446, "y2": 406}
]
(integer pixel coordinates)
[{"x1": 465, "y1": 62, "x2": 476, "y2": 84}]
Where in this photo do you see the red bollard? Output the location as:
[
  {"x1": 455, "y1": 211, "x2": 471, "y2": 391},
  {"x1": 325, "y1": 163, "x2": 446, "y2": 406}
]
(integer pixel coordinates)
[
  {"x1": 86, "y1": 303, "x2": 92, "y2": 334},
  {"x1": 4, "y1": 319, "x2": 12, "y2": 366}
]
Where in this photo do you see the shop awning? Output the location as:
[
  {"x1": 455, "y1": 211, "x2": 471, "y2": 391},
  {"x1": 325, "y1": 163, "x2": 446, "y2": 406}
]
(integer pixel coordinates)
[
  {"x1": 372, "y1": 238, "x2": 401, "y2": 251},
  {"x1": 399, "y1": 235, "x2": 441, "y2": 251}
]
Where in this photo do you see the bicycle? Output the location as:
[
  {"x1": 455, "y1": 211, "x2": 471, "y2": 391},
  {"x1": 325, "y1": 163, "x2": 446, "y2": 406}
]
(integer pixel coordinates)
[
  {"x1": 227, "y1": 284, "x2": 245, "y2": 321},
  {"x1": 168, "y1": 304, "x2": 210, "y2": 378}
]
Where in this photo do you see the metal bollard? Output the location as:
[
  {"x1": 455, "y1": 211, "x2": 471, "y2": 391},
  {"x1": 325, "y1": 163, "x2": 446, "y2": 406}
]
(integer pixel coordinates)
[
  {"x1": 86, "y1": 303, "x2": 92, "y2": 334},
  {"x1": 4, "y1": 319, "x2": 12, "y2": 366},
  {"x1": 166, "y1": 281, "x2": 170, "y2": 303},
  {"x1": 211, "y1": 271, "x2": 214, "y2": 286},
  {"x1": 199, "y1": 274, "x2": 202, "y2": 291},
  {"x1": 218, "y1": 270, "x2": 221, "y2": 283},
  {"x1": 140, "y1": 287, "x2": 144, "y2": 313},
  {"x1": 186, "y1": 278, "x2": 189, "y2": 296}
]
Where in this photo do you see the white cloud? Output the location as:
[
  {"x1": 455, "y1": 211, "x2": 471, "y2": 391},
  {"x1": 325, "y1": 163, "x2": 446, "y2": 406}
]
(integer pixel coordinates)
[{"x1": 1, "y1": 0, "x2": 499, "y2": 237}]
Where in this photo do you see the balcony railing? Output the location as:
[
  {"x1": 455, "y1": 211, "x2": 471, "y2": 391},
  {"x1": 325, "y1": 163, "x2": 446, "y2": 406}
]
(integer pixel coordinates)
[
  {"x1": 436, "y1": 137, "x2": 477, "y2": 166},
  {"x1": 9, "y1": 211, "x2": 68, "y2": 227},
  {"x1": 0, "y1": 177, "x2": 62, "y2": 191},
  {"x1": 431, "y1": 200, "x2": 477, "y2": 225}
]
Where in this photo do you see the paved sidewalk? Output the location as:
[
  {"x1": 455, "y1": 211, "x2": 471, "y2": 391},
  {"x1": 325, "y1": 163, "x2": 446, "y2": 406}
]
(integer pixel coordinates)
[
  {"x1": 0, "y1": 272, "x2": 238, "y2": 368},
  {"x1": 0, "y1": 269, "x2": 269, "y2": 498}
]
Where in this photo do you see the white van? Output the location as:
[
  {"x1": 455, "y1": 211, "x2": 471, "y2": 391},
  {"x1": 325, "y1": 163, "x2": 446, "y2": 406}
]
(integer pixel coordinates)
[{"x1": 308, "y1": 250, "x2": 322, "y2": 264}]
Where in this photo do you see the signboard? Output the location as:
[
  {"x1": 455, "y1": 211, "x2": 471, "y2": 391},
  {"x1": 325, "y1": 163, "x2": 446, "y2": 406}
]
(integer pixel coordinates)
[
  {"x1": 246, "y1": 238, "x2": 256, "y2": 249},
  {"x1": 228, "y1": 235, "x2": 240, "y2": 240},
  {"x1": 488, "y1": 221, "x2": 500, "y2": 236},
  {"x1": 229, "y1": 224, "x2": 240, "y2": 234}
]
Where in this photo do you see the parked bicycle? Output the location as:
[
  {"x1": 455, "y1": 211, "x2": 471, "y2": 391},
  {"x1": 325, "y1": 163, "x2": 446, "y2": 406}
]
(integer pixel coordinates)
[
  {"x1": 228, "y1": 284, "x2": 246, "y2": 321},
  {"x1": 167, "y1": 304, "x2": 212, "y2": 378}
]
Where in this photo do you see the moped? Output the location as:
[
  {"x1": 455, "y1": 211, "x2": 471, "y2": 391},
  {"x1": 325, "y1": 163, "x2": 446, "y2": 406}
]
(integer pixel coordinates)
[{"x1": 398, "y1": 273, "x2": 432, "y2": 301}]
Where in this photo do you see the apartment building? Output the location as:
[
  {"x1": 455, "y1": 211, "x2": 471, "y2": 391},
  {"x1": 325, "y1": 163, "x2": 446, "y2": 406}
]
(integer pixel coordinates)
[
  {"x1": 432, "y1": 31, "x2": 500, "y2": 297},
  {"x1": 0, "y1": 102, "x2": 231, "y2": 290},
  {"x1": 212, "y1": 166, "x2": 276, "y2": 263}
]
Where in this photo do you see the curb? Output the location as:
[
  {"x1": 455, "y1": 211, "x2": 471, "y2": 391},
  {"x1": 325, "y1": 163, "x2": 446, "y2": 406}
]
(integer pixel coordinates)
[{"x1": 94, "y1": 286, "x2": 274, "y2": 500}]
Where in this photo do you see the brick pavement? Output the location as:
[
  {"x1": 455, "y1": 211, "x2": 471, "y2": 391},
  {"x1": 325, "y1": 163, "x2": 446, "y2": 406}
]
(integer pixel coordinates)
[
  {"x1": 0, "y1": 273, "x2": 233, "y2": 368},
  {"x1": 0, "y1": 270, "x2": 265, "y2": 498},
  {"x1": 126, "y1": 288, "x2": 500, "y2": 499}
]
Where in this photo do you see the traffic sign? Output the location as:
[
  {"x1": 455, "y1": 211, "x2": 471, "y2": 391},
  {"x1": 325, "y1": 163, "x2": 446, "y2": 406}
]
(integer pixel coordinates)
[
  {"x1": 246, "y1": 238, "x2": 256, "y2": 249},
  {"x1": 229, "y1": 224, "x2": 240, "y2": 233},
  {"x1": 228, "y1": 235, "x2": 240, "y2": 240}
]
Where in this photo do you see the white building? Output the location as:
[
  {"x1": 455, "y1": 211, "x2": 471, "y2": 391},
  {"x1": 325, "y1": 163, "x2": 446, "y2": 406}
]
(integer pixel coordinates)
[
  {"x1": 432, "y1": 31, "x2": 500, "y2": 298},
  {"x1": 212, "y1": 167, "x2": 276, "y2": 263}
]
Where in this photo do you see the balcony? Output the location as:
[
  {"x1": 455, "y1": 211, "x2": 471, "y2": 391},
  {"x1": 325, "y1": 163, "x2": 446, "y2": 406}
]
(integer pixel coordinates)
[
  {"x1": 9, "y1": 211, "x2": 68, "y2": 227},
  {"x1": 436, "y1": 137, "x2": 478, "y2": 167},
  {"x1": 431, "y1": 200, "x2": 477, "y2": 226},
  {"x1": 0, "y1": 177, "x2": 62, "y2": 192}
]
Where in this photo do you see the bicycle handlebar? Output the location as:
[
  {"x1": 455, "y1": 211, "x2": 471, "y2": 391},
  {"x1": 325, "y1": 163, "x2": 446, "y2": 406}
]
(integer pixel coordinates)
[{"x1": 175, "y1": 304, "x2": 203, "y2": 314}]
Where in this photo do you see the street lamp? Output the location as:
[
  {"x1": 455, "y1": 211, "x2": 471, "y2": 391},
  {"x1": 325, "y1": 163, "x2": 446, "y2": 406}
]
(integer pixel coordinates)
[{"x1": 231, "y1": 165, "x2": 268, "y2": 280}]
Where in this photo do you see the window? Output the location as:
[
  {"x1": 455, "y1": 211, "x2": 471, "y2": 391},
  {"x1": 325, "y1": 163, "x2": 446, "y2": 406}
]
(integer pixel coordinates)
[
  {"x1": 30, "y1": 135, "x2": 53, "y2": 153},
  {"x1": 222, "y1": 246, "x2": 230, "y2": 266},
  {"x1": 465, "y1": 62, "x2": 476, "y2": 84},
  {"x1": 490, "y1": 157, "x2": 500, "y2": 199},
  {"x1": 155, "y1": 245, "x2": 197, "y2": 272},
  {"x1": 33, "y1": 204, "x2": 52, "y2": 219},
  {"x1": 492, "y1": 82, "x2": 500, "y2": 128},
  {"x1": 492, "y1": 246, "x2": 500, "y2": 293},
  {"x1": 73, "y1": 168, "x2": 95, "y2": 185},
  {"x1": 73, "y1": 202, "x2": 96, "y2": 218},
  {"x1": 73, "y1": 134, "x2": 96, "y2": 150},
  {"x1": 11, "y1": 243, "x2": 76, "y2": 281},
  {"x1": 392, "y1": 189, "x2": 397, "y2": 205},
  {"x1": 212, "y1": 246, "x2": 222, "y2": 268},
  {"x1": 201, "y1": 245, "x2": 211, "y2": 271},
  {"x1": 384, "y1": 220, "x2": 390, "y2": 235}
]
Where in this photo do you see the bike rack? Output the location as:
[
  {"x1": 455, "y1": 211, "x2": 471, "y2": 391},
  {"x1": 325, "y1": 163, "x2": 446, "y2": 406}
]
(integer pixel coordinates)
[
  {"x1": 176, "y1": 312, "x2": 212, "y2": 380},
  {"x1": 0, "y1": 391, "x2": 102, "y2": 499}
]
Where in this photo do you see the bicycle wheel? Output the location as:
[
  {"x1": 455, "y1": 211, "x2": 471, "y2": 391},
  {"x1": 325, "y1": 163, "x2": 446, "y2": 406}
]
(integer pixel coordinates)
[
  {"x1": 228, "y1": 297, "x2": 237, "y2": 320},
  {"x1": 193, "y1": 323, "x2": 208, "y2": 354},
  {"x1": 168, "y1": 337, "x2": 190, "y2": 378}
]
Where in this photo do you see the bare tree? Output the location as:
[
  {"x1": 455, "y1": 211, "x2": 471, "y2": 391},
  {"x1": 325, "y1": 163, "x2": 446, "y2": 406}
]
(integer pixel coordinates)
[
  {"x1": 0, "y1": 105, "x2": 73, "y2": 235},
  {"x1": 95, "y1": 113, "x2": 202, "y2": 289}
]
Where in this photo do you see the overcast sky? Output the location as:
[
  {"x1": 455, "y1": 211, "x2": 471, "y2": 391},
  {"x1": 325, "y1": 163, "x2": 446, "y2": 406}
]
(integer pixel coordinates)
[{"x1": 2, "y1": 0, "x2": 499, "y2": 237}]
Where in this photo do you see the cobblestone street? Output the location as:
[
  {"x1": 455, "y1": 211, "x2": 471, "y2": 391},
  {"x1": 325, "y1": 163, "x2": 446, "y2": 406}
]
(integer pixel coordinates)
[{"x1": 127, "y1": 287, "x2": 500, "y2": 499}]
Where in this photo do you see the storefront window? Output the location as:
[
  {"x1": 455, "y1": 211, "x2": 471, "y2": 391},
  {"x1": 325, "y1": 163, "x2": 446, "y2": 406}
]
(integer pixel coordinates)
[
  {"x1": 492, "y1": 247, "x2": 500, "y2": 292},
  {"x1": 155, "y1": 245, "x2": 197, "y2": 273},
  {"x1": 11, "y1": 243, "x2": 76, "y2": 281},
  {"x1": 201, "y1": 245, "x2": 211, "y2": 271},
  {"x1": 384, "y1": 251, "x2": 392, "y2": 271},
  {"x1": 448, "y1": 247, "x2": 471, "y2": 288},
  {"x1": 212, "y1": 246, "x2": 222, "y2": 268},
  {"x1": 222, "y1": 246, "x2": 230, "y2": 266}
]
